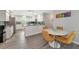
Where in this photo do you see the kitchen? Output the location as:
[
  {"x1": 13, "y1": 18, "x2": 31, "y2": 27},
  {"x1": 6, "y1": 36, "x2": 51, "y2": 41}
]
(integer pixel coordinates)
[
  {"x1": 0, "y1": 10, "x2": 78, "y2": 49},
  {"x1": 0, "y1": 10, "x2": 14, "y2": 43}
]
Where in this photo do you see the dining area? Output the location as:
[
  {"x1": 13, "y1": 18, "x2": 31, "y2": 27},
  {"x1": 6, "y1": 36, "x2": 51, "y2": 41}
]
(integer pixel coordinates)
[{"x1": 42, "y1": 26, "x2": 77, "y2": 48}]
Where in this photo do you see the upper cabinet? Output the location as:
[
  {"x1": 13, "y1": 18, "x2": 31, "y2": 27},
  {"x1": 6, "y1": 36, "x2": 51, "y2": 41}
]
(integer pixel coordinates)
[
  {"x1": 0, "y1": 10, "x2": 9, "y2": 21},
  {"x1": 6, "y1": 11, "x2": 9, "y2": 21},
  {"x1": 15, "y1": 16, "x2": 22, "y2": 22}
]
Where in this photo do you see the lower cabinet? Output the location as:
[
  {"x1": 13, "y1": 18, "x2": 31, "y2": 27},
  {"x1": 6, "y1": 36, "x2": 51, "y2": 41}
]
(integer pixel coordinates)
[
  {"x1": 16, "y1": 24, "x2": 23, "y2": 30},
  {"x1": 5, "y1": 26, "x2": 13, "y2": 39},
  {"x1": 25, "y1": 25, "x2": 43, "y2": 37}
]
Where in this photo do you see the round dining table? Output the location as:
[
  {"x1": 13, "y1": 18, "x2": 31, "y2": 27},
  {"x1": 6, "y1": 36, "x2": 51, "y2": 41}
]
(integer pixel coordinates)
[{"x1": 48, "y1": 29, "x2": 68, "y2": 48}]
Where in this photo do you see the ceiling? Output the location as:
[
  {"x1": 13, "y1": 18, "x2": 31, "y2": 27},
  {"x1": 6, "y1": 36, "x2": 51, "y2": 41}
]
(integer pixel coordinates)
[{"x1": 10, "y1": 10, "x2": 53, "y2": 16}]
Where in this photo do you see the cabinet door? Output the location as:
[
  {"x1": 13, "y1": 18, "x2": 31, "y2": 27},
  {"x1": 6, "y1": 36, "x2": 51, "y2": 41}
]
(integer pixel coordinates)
[
  {"x1": 5, "y1": 12, "x2": 9, "y2": 21},
  {"x1": 25, "y1": 25, "x2": 43, "y2": 37},
  {"x1": 6, "y1": 27, "x2": 11, "y2": 39},
  {"x1": 5, "y1": 26, "x2": 13, "y2": 39},
  {"x1": 0, "y1": 11, "x2": 9, "y2": 21},
  {"x1": 0, "y1": 13, "x2": 6, "y2": 21},
  {"x1": 16, "y1": 24, "x2": 23, "y2": 30},
  {"x1": 15, "y1": 16, "x2": 22, "y2": 22}
]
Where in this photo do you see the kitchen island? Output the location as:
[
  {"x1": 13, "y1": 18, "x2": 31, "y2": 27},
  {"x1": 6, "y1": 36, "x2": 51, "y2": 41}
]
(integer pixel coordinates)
[{"x1": 24, "y1": 25, "x2": 43, "y2": 37}]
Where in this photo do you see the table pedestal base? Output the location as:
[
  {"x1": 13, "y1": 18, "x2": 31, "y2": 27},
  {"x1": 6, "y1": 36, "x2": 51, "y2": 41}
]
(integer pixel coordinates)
[{"x1": 49, "y1": 41, "x2": 60, "y2": 48}]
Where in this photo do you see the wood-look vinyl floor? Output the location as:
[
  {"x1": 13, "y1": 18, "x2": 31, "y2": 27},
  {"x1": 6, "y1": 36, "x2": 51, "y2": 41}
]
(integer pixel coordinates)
[{"x1": 0, "y1": 30, "x2": 79, "y2": 49}]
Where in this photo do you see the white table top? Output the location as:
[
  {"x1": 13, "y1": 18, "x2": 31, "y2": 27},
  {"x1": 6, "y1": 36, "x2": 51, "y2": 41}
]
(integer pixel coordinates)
[{"x1": 48, "y1": 29, "x2": 68, "y2": 36}]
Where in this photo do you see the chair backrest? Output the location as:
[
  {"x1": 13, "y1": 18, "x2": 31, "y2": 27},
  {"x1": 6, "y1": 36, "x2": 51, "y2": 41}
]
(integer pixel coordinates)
[
  {"x1": 56, "y1": 25, "x2": 64, "y2": 31},
  {"x1": 66, "y1": 32, "x2": 76, "y2": 38},
  {"x1": 42, "y1": 29, "x2": 54, "y2": 42}
]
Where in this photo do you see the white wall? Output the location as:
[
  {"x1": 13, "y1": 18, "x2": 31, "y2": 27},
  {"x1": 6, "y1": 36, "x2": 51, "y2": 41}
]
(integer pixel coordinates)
[
  {"x1": 68, "y1": 11, "x2": 79, "y2": 44},
  {"x1": 52, "y1": 10, "x2": 79, "y2": 44}
]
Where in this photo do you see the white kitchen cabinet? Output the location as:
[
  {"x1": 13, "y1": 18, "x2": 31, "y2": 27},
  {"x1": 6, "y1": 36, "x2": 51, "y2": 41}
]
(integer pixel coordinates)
[
  {"x1": 0, "y1": 10, "x2": 9, "y2": 21},
  {"x1": 15, "y1": 16, "x2": 22, "y2": 22},
  {"x1": 5, "y1": 26, "x2": 13, "y2": 39},
  {"x1": 0, "y1": 12, "x2": 6, "y2": 21},
  {"x1": 16, "y1": 24, "x2": 23, "y2": 30},
  {"x1": 5, "y1": 12, "x2": 9, "y2": 21},
  {"x1": 25, "y1": 25, "x2": 43, "y2": 37}
]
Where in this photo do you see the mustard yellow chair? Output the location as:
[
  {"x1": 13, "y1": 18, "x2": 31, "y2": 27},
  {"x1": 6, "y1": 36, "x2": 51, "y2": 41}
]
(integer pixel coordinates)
[
  {"x1": 56, "y1": 32, "x2": 76, "y2": 44},
  {"x1": 42, "y1": 29, "x2": 55, "y2": 42}
]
